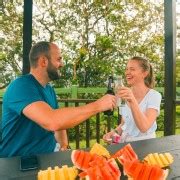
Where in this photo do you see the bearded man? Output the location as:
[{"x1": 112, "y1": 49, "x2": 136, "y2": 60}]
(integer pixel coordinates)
[{"x1": 0, "y1": 41, "x2": 116, "y2": 157}]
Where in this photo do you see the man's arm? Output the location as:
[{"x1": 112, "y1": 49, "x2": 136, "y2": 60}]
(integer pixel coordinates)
[
  {"x1": 23, "y1": 94, "x2": 116, "y2": 131},
  {"x1": 54, "y1": 130, "x2": 69, "y2": 150}
]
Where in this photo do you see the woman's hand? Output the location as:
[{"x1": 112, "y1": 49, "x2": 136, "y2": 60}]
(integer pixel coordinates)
[
  {"x1": 118, "y1": 87, "x2": 136, "y2": 103},
  {"x1": 103, "y1": 130, "x2": 116, "y2": 144}
]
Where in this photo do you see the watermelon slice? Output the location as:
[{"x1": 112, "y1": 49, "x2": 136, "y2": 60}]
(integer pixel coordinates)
[
  {"x1": 123, "y1": 160, "x2": 166, "y2": 180},
  {"x1": 84, "y1": 161, "x2": 120, "y2": 180},
  {"x1": 86, "y1": 166, "x2": 97, "y2": 180},
  {"x1": 72, "y1": 149, "x2": 121, "y2": 180},
  {"x1": 72, "y1": 150, "x2": 92, "y2": 170},
  {"x1": 137, "y1": 163, "x2": 152, "y2": 180},
  {"x1": 78, "y1": 171, "x2": 88, "y2": 178},
  {"x1": 82, "y1": 151, "x2": 93, "y2": 170},
  {"x1": 123, "y1": 160, "x2": 140, "y2": 177},
  {"x1": 71, "y1": 150, "x2": 107, "y2": 171},
  {"x1": 101, "y1": 165, "x2": 115, "y2": 180},
  {"x1": 112, "y1": 143, "x2": 138, "y2": 162},
  {"x1": 107, "y1": 158, "x2": 121, "y2": 177},
  {"x1": 149, "y1": 166, "x2": 164, "y2": 180}
]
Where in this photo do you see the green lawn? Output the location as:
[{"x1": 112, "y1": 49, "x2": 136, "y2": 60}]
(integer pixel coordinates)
[{"x1": 69, "y1": 129, "x2": 180, "y2": 150}]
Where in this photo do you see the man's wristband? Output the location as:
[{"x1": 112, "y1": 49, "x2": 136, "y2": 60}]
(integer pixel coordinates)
[{"x1": 61, "y1": 145, "x2": 71, "y2": 150}]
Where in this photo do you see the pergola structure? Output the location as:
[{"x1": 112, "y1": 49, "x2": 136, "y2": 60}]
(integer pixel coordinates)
[{"x1": 23, "y1": 0, "x2": 179, "y2": 135}]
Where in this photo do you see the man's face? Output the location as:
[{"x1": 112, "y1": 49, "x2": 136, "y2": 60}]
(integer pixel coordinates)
[
  {"x1": 47, "y1": 60, "x2": 60, "y2": 80},
  {"x1": 47, "y1": 44, "x2": 63, "y2": 81}
]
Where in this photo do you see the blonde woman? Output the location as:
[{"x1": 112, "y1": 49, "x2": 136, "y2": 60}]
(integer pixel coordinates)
[{"x1": 103, "y1": 57, "x2": 162, "y2": 143}]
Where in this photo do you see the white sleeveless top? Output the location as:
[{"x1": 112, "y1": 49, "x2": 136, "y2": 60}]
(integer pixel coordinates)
[{"x1": 121, "y1": 89, "x2": 162, "y2": 139}]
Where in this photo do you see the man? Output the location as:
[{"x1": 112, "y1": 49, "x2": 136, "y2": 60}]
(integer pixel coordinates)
[{"x1": 0, "y1": 41, "x2": 116, "y2": 157}]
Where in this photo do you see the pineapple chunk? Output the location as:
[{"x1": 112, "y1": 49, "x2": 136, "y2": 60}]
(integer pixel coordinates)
[
  {"x1": 90, "y1": 143, "x2": 110, "y2": 158},
  {"x1": 37, "y1": 165, "x2": 78, "y2": 180},
  {"x1": 144, "y1": 152, "x2": 174, "y2": 168},
  {"x1": 62, "y1": 165, "x2": 69, "y2": 180}
]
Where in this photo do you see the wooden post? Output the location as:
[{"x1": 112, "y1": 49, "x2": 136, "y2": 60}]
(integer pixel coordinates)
[
  {"x1": 164, "y1": 0, "x2": 176, "y2": 135},
  {"x1": 22, "y1": 0, "x2": 33, "y2": 75},
  {"x1": 71, "y1": 85, "x2": 78, "y2": 99}
]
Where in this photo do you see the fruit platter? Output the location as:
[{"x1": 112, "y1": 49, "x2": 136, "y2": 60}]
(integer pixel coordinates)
[{"x1": 38, "y1": 143, "x2": 174, "y2": 180}]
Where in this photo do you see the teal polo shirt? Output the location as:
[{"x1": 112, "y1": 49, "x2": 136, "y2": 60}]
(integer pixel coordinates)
[{"x1": 0, "y1": 74, "x2": 57, "y2": 157}]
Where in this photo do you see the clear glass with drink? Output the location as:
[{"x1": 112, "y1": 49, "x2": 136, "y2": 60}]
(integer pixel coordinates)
[{"x1": 114, "y1": 75, "x2": 125, "y2": 115}]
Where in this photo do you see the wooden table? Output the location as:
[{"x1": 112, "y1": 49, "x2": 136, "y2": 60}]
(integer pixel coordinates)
[{"x1": 0, "y1": 135, "x2": 180, "y2": 180}]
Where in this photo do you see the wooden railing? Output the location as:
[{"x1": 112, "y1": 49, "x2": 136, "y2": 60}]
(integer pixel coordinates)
[
  {"x1": 0, "y1": 98, "x2": 180, "y2": 149},
  {"x1": 59, "y1": 98, "x2": 119, "y2": 148},
  {"x1": 0, "y1": 98, "x2": 119, "y2": 148}
]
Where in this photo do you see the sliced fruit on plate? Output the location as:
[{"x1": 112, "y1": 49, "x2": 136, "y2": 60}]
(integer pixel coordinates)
[
  {"x1": 90, "y1": 142, "x2": 110, "y2": 158},
  {"x1": 81, "y1": 151, "x2": 93, "y2": 170},
  {"x1": 112, "y1": 143, "x2": 138, "y2": 163},
  {"x1": 57, "y1": 168, "x2": 66, "y2": 180},
  {"x1": 37, "y1": 165, "x2": 78, "y2": 180},
  {"x1": 123, "y1": 160, "x2": 168, "y2": 180},
  {"x1": 62, "y1": 165, "x2": 69, "y2": 180},
  {"x1": 78, "y1": 158, "x2": 121, "y2": 180},
  {"x1": 72, "y1": 149, "x2": 109, "y2": 171},
  {"x1": 137, "y1": 163, "x2": 152, "y2": 180},
  {"x1": 72, "y1": 150, "x2": 92, "y2": 170},
  {"x1": 143, "y1": 152, "x2": 174, "y2": 168},
  {"x1": 54, "y1": 166, "x2": 64, "y2": 180},
  {"x1": 67, "y1": 166, "x2": 78, "y2": 180},
  {"x1": 107, "y1": 158, "x2": 121, "y2": 178}
]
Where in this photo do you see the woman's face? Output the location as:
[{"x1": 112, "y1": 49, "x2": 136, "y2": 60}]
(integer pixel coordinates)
[{"x1": 125, "y1": 60, "x2": 148, "y2": 86}]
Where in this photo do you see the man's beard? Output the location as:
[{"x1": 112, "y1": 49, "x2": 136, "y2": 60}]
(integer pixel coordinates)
[{"x1": 47, "y1": 62, "x2": 60, "y2": 81}]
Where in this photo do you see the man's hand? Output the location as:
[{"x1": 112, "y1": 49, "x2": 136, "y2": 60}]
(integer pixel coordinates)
[{"x1": 95, "y1": 94, "x2": 116, "y2": 112}]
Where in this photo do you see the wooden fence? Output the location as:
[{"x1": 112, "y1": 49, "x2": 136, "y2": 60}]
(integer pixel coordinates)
[{"x1": 0, "y1": 86, "x2": 180, "y2": 149}]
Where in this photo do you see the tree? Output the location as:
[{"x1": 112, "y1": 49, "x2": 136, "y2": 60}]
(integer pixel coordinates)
[
  {"x1": 1, "y1": 0, "x2": 165, "y2": 88},
  {"x1": 0, "y1": 1, "x2": 23, "y2": 88}
]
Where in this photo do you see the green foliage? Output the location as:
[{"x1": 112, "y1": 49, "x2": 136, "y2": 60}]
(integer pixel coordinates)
[
  {"x1": 0, "y1": 1, "x2": 23, "y2": 88},
  {"x1": 177, "y1": 55, "x2": 180, "y2": 86},
  {"x1": 1, "y1": 1, "x2": 166, "y2": 88}
]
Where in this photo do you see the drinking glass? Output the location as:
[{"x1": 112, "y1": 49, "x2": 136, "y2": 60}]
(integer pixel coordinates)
[{"x1": 114, "y1": 76, "x2": 125, "y2": 114}]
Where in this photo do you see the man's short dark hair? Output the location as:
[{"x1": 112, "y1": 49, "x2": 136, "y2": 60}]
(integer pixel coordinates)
[{"x1": 29, "y1": 41, "x2": 51, "y2": 67}]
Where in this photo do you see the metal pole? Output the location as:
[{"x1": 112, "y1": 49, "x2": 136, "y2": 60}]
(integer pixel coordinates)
[
  {"x1": 164, "y1": 0, "x2": 176, "y2": 135},
  {"x1": 22, "y1": 0, "x2": 33, "y2": 75}
]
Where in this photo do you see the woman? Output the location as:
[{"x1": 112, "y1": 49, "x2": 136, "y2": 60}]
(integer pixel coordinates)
[{"x1": 103, "y1": 56, "x2": 162, "y2": 143}]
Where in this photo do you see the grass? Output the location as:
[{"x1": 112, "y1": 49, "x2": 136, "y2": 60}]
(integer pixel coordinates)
[{"x1": 69, "y1": 129, "x2": 180, "y2": 150}]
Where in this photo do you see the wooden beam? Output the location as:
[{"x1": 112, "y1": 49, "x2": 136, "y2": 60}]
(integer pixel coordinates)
[
  {"x1": 164, "y1": 0, "x2": 176, "y2": 135},
  {"x1": 22, "y1": 0, "x2": 33, "y2": 75}
]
